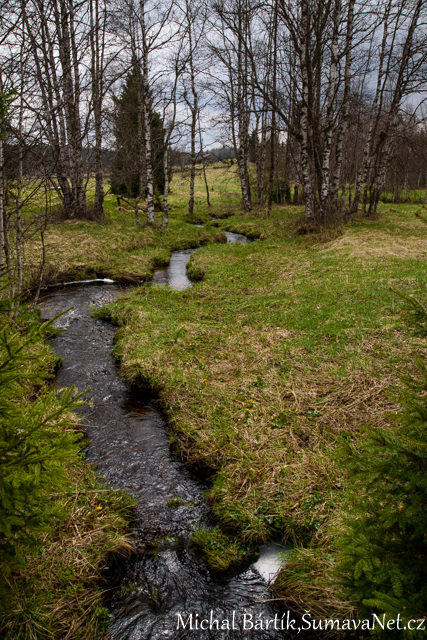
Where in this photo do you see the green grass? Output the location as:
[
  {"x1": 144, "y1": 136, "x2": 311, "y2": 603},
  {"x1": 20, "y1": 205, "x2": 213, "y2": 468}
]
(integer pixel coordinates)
[
  {"x1": 0, "y1": 304, "x2": 135, "y2": 640},
  {"x1": 22, "y1": 164, "x2": 245, "y2": 287},
  {"x1": 92, "y1": 187, "x2": 427, "y2": 616},
  {"x1": 25, "y1": 213, "x2": 227, "y2": 287},
  {"x1": 191, "y1": 526, "x2": 249, "y2": 573},
  {"x1": 20, "y1": 165, "x2": 427, "y2": 620}
]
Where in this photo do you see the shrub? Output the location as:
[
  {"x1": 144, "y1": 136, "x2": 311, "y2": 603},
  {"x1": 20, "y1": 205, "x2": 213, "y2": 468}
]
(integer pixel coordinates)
[
  {"x1": 336, "y1": 303, "x2": 427, "y2": 634},
  {"x1": 0, "y1": 308, "x2": 85, "y2": 598}
]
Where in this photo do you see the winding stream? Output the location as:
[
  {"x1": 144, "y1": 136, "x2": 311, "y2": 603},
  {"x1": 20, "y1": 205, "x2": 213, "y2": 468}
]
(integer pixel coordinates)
[{"x1": 40, "y1": 231, "x2": 290, "y2": 639}]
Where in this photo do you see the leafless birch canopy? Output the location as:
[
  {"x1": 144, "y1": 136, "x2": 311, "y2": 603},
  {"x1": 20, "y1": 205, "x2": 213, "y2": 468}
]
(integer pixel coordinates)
[{"x1": 1, "y1": 0, "x2": 427, "y2": 241}]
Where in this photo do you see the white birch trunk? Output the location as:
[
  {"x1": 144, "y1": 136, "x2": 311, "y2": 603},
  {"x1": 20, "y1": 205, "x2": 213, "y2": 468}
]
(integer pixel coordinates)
[
  {"x1": 139, "y1": 0, "x2": 154, "y2": 225},
  {"x1": 162, "y1": 146, "x2": 170, "y2": 227},
  {"x1": 144, "y1": 101, "x2": 155, "y2": 225},
  {"x1": 89, "y1": 0, "x2": 104, "y2": 220},
  {"x1": 320, "y1": 0, "x2": 341, "y2": 210},
  {"x1": 331, "y1": 0, "x2": 355, "y2": 206},
  {"x1": 299, "y1": 0, "x2": 317, "y2": 221},
  {"x1": 0, "y1": 124, "x2": 4, "y2": 276}
]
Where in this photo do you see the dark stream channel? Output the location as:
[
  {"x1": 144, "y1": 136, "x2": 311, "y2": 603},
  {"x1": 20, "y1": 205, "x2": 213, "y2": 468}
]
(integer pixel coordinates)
[{"x1": 40, "y1": 231, "x2": 291, "y2": 639}]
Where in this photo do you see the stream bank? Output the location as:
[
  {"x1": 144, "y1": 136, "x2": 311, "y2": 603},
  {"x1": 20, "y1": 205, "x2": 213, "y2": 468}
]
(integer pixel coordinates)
[{"x1": 40, "y1": 234, "x2": 291, "y2": 639}]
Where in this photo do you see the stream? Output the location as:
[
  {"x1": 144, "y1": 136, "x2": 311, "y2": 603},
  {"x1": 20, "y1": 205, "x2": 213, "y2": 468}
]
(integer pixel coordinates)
[{"x1": 40, "y1": 231, "x2": 291, "y2": 639}]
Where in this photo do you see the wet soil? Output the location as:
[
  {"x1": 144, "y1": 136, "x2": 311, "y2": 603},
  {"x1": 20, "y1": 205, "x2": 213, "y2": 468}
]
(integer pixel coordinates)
[{"x1": 40, "y1": 237, "x2": 291, "y2": 640}]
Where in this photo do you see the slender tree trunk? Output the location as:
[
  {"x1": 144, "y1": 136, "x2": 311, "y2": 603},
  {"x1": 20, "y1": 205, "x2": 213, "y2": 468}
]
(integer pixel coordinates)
[
  {"x1": 16, "y1": 48, "x2": 25, "y2": 297},
  {"x1": 162, "y1": 146, "x2": 170, "y2": 227},
  {"x1": 235, "y1": 0, "x2": 251, "y2": 211},
  {"x1": 256, "y1": 105, "x2": 267, "y2": 205},
  {"x1": 267, "y1": 0, "x2": 278, "y2": 215},
  {"x1": 293, "y1": 147, "x2": 301, "y2": 204},
  {"x1": 331, "y1": 0, "x2": 355, "y2": 206},
  {"x1": 267, "y1": 112, "x2": 275, "y2": 214},
  {"x1": 0, "y1": 131, "x2": 4, "y2": 277},
  {"x1": 0, "y1": 70, "x2": 4, "y2": 277},
  {"x1": 299, "y1": 0, "x2": 317, "y2": 221},
  {"x1": 134, "y1": 57, "x2": 145, "y2": 225},
  {"x1": 188, "y1": 108, "x2": 197, "y2": 216},
  {"x1": 144, "y1": 101, "x2": 155, "y2": 225},
  {"x1": 198, "y1": 117, "x2": 210, "y2": 207},
  {"x1": 187, "y1": 7, "x2": 198, "y2": 217},
  {"x1": 139, "y1": 0, "x2": 155, "y2": 225},
  {"x1": 31, "y1": 208, "x2": 47, "y2": 312},
  {"x1": 90, "y1": 0, "x2": 104, "y2": 221},
  {"x1": 3, "y1": 209, "x2": 14, "y2": 297},
  {"x1": 320, "y1": 0, "x2": 341, "y2": 213}
]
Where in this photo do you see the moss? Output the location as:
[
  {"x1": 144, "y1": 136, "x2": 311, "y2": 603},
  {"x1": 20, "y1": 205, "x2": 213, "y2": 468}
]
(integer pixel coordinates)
[
  {"x1": 186, "y1": 257, "x2": 205, "y2": 282},
  {"x1": 191, "y1": 526, "x2": 249, "y2": 573},
  {"x1": 167, "y1": 497, "x2": 184, "y2": 507},
  {"x1": 182, "y1": 211, "x2": 211, "y2": 225}
]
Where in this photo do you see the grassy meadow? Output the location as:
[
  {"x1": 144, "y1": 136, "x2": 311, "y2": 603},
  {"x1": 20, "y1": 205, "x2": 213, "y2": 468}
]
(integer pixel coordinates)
[
  {"x1": 22, "y1": 164, "x2": 245, "y2": 287},
  {"x1": 17, "y1": 163, "x2": 427, "y2": 626}
]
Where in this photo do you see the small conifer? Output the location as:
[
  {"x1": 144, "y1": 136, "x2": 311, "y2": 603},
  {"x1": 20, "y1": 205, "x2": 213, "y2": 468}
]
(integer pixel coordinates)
[
  {"x1": 0, "y1": 301, "x2": 85, "y2": 604},
  {"x1": 337, "y1": 298, "x2": 427, "y2": 634}
]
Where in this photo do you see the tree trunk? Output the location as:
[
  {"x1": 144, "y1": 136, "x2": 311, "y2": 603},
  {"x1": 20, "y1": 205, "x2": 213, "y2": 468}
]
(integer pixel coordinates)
[
  {"x1": 162, "y1": 146, "x2": 170, "y2": 228},
  {"x1": 299, "y1": 0, "x2": 318, "y2": 221},
  {"x1": 139, "y1": 0, "x2": 155, "y2": 225},
  {"x1": 198, "y1": 118, "x2": 210, "y2": 207},
  {"x1": 256, "y1": 105, "x2": 267, "y2": 205},
  {"x1": 236, "y1": 1, "x2": 251, "y2": 211},
  {"x1": 331, "y1": 0, "x2": 355, "y2": 206},
  {"x1": 0, "y1": 122, "x2": 4, "y2": 276},
  {"x1": 16, "y1": 50, "x2": 25, "y2": 297},
  {"x1": 89, "y1": 0, "x2": 104, "y2": 221},
  {"x1": 144, "y1": 102, "x2": 155, "y2": 225},
  {"x1": 267, "y1": 0, "x2": 278, "y2": 215},
  {"x1": 320, "y1": 0, "x2": 341, "y2": 214}
]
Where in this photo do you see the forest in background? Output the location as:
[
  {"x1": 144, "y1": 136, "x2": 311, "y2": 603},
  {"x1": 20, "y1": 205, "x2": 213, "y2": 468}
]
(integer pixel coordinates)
[{"x1": 1, "y1": 0, "x2": 427, "y2": 272}]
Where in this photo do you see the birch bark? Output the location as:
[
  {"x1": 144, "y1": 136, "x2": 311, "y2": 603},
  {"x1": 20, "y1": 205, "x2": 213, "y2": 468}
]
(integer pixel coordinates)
[
  {"x1": 89, "y1": 0, "x2": 104, "y2": 220},
  {"x1": 320, "y1": 0, "x2": 341, "y2": 211},
  {"x1": 0, "y1": 72, "x2": 4, "y2": 275},
  {"x1": 187, "y1": 16, "x2": 198, "y2": 217},
  {"x1": 139, "y1": 0, "x2": 155, "y2": 225}
]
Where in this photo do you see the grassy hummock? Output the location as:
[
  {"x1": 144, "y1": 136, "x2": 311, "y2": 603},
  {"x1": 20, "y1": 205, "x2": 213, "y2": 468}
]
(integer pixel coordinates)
[
  {"x1": 191, "y1": 526, "x2": 249, "y2": 573},
  {"x1": 1, "y1": 463, "x2": 135, "y2": 640}
]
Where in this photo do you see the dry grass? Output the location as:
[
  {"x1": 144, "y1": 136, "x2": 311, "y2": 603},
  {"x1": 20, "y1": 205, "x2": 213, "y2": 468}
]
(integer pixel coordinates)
[
  {"x1": 23, "y1": 210, "x2": 229, "y2": 289},
  {"x1": 89, "y1": 198, "x2": 427, "y2": 620},
  {"x1": 321, "y1": 229, "x2": 427, "y2": 259},
  {"x1": 18, "y1": 169, "x2": 427, "y2": 623},
  {"x1": 1, "y1": 459, "x2": 134, "y2": 640},
  {"x1": 104, "y1": 212, "x2": 427, "y2": 540},
  {"x1": 274, "y1": 547, "x2": 355, "y2": 627}
]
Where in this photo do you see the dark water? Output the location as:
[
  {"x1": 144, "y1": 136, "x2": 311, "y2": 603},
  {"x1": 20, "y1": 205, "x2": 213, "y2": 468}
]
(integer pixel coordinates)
[
  {"x1": 40, "y1": 241, "x2": 290, "y2": 640},
  {"x1": 151, "y1": 232, "x2": 250, "y2": 291},
  {"x1": 151, "y1": 249, "x2": 197, "y2": 290},
  {"x1": 225, "y1": 231, "x2": 250, "y2": 244}
]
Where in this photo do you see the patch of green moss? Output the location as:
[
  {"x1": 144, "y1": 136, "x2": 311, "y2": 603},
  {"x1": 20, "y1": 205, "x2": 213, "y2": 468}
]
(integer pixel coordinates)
[{"x1": 191, "y1": 526, "x2": 248, "y2": 573}]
